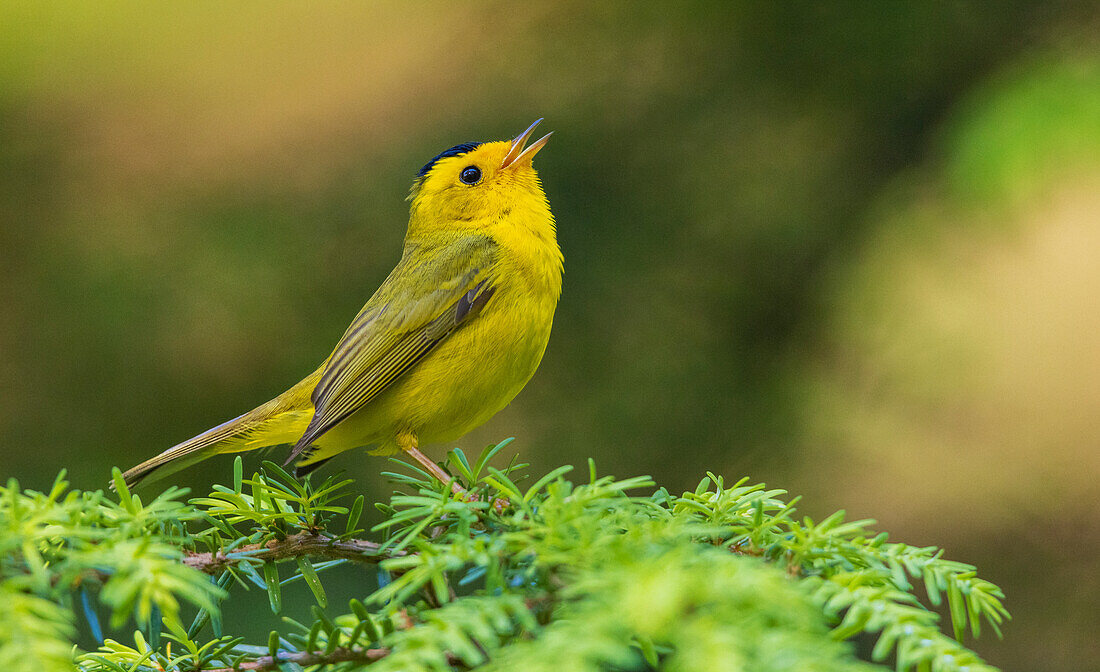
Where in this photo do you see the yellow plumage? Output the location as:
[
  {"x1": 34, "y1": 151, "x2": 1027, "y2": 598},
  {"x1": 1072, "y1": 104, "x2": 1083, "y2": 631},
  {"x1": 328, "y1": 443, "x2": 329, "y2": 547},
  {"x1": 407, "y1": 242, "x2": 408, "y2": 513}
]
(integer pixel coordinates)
[{"x1": 122, "y1": 120, "x2": 561, "y2": 487}]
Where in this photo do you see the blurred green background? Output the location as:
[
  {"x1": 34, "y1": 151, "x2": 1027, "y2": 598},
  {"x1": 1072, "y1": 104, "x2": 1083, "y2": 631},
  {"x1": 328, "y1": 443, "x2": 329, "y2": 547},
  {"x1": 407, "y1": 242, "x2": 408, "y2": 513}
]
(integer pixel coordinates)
[{"x1": 2, "y1": 2, "x2": 1098, "y2": 669}]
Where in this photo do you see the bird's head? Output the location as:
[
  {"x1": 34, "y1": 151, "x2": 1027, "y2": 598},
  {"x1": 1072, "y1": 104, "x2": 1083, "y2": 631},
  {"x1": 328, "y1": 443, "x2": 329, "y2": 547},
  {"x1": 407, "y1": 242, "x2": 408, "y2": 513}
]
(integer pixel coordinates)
[{"x1": 407, "y1": 119, "x2": 553, "y2": 235}]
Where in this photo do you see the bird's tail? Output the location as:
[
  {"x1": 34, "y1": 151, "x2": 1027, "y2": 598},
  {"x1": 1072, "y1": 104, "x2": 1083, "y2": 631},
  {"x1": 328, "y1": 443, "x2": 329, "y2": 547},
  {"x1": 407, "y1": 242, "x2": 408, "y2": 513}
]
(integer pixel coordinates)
[{"x1": 120, "y1": 378, "x2": 317, "y2": 489}]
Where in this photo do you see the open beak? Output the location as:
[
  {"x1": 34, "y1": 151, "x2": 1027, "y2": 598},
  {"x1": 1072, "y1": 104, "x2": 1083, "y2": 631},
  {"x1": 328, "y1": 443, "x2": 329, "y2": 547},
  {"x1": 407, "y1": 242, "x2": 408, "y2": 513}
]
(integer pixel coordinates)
[{"x1": 500, "y1": 118, "x2": 552, "y2": 170}]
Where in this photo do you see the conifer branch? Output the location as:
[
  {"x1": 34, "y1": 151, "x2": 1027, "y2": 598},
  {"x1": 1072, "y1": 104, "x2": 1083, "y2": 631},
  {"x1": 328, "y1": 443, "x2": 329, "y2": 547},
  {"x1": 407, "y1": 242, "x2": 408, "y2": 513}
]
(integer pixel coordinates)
[
  {"x1": 198, "y1": 646, "x2": 413, "y2": 671},
  {"x1": 3, "y1": 447, "x2": 1010, "y2": 672},
  {"x1": 183, "y1": 532, "x2": 404, "y2": 574},
  {"x1": 199, "y1": 646, "x2": 466, "y2": 672}
]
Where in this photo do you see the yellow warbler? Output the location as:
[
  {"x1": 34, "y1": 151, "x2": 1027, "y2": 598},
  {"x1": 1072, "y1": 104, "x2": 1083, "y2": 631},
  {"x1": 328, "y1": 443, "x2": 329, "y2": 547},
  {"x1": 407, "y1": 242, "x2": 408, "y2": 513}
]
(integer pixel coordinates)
[{"x1": 122, "y1": 120, "x2": 561, "y2": 488}]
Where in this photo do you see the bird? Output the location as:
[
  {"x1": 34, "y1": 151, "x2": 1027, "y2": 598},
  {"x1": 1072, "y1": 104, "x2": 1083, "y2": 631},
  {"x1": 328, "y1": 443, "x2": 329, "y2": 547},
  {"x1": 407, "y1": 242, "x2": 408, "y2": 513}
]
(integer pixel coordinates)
[{"x1": 121, "y1": 119, "x2": 562, "y2": 489}]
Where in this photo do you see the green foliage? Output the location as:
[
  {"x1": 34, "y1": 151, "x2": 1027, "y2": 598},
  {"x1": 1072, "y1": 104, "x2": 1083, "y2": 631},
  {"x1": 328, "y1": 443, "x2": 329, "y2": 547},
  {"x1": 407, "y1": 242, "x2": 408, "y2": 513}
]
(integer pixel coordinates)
[
  {"x1": 0, "y1": 471, "x2": 223, "y2": 672},
  {"x1": 0, "y1": 585, "x2": 74, "y2": 672},
  {"x1": 0, "y1": 442, "x2": 1008, "y2": 671}
]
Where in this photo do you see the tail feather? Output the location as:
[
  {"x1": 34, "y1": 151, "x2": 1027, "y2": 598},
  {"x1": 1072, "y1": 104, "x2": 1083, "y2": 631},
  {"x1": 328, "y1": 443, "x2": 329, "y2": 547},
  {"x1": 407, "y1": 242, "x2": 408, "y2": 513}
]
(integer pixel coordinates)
[
  {"x1": 121, "y1": 374, "x2": 320, "y2": 488},
  {"x1": 120, "y1": 412, "x2": 253, "y2": 488}
]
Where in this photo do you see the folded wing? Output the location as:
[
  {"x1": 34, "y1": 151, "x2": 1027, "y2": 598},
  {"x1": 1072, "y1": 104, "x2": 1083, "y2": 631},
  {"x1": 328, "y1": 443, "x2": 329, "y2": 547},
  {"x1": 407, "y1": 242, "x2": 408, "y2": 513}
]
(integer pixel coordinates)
[{"x1": 285, "y1": 235, "x2": 498, "y2": 464}]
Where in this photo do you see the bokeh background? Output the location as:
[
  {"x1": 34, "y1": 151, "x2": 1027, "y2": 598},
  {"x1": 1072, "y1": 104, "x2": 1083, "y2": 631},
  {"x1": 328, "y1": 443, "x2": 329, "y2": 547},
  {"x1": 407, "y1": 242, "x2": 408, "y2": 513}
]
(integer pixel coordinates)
[{"x1": 2, "y1": 2, "x2": 1098, "y2": 670}]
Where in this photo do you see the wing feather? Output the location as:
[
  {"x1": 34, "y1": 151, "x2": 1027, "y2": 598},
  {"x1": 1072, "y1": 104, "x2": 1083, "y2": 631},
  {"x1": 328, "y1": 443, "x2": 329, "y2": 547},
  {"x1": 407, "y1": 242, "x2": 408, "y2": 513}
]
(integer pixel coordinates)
[{"x1": 284, "y1": 235, "x2": 498, "y2": 464}]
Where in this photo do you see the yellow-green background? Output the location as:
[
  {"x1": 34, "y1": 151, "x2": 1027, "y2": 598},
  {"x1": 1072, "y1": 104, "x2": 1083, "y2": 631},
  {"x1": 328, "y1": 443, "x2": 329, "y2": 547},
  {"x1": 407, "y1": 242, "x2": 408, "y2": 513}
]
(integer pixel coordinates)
[{"x1": 1, "y1": 3, "x2": 1097, "y2": 670}]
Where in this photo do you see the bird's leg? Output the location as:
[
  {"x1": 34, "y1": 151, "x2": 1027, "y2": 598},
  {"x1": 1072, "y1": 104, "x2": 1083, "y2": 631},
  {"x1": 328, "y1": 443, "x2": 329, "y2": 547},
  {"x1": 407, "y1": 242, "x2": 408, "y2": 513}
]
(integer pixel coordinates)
[
  {"x1": 408, "y1": 445, "x2": 464, "y2": 495},
  {"x1": 397, "y1": 433, "x2": 510, "y2": 511},
  {"x1": 398, "y1": 432, "x2": 465, "y2": 496}
]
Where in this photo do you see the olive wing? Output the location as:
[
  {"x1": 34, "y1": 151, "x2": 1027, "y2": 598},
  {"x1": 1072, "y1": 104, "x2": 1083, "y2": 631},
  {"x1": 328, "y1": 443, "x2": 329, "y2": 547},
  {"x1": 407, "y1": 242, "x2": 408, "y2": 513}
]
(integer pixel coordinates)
[{"x1": 285, "y1": 236, "x2": 498, "y2": 464}]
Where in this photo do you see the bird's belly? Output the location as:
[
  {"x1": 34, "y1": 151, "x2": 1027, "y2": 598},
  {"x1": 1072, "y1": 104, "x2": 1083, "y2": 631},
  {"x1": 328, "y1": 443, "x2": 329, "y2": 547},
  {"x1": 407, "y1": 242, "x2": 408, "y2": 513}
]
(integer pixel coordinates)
[{"x1": 320, "y1": 288, "x2": 554, "y2": 453}]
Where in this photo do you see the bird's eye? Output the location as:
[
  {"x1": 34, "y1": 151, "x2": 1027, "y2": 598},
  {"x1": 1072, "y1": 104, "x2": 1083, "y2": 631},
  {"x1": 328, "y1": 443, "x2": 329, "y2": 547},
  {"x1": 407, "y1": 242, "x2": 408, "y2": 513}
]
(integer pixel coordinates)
[{"x1": 459, "y1": 166, "x2": 482, "y2": 185}]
